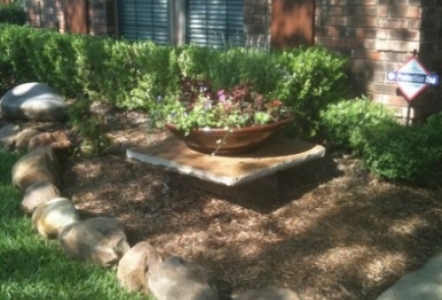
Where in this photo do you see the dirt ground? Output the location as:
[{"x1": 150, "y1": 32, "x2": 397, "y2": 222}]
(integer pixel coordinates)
[{"x1": 59, "y1": 110, "x2": 442, "y2": 300}]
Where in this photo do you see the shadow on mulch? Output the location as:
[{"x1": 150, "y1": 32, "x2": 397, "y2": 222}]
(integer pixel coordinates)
[{"x1": 182, "y1": 155, "x2": 343, "y2": 214}]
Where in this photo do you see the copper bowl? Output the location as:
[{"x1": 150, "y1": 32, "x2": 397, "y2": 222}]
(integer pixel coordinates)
[{"x1": 165, "y1": 118, "x2": 293, "y2": 155}]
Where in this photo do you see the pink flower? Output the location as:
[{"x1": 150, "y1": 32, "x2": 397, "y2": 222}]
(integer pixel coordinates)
[{"x1": 217, "y1": 90, "x2": 226, "y2": 102}]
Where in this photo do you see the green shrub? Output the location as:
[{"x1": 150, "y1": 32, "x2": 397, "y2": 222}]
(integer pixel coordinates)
[
  {"x1": 68, "y1": 96, "x2": 111, "y2": 156},
  {"x1": 274, "y1": 47, "x2": 349, "y2": 139},
  {"x1": 320, "y1": 96, "x2": 397, "y2": 150},
  {"x1": 355, "y1": 115, "x2": 442, "y2": 186},
  {"x1": 0, "y1": 3, "x2": 26, "y2": 25},
  {"x1": 0, "y1": 25, "x2": 349, "y2": 138}
]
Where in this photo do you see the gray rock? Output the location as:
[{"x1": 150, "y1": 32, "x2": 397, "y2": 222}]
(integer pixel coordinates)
[
  {"x1": 233, "y1": 287, "x2": 300, "y2": 300},
  {"x1": 148, "y1": 256, "x2": 223, "y2": 300},
  {"x1": 15, "y1": 128, "x2": 42, "y2": 151},
  {"x1": 32, "y1": 197, "x2": 79, "y2": 239},
  {"x1": 0, "y1": 82, "x2": 68, "y2": 122},
  {"x1": 0, "y1": 123, "x2": 20, "y2": 148},
  {"x1": 12, "y1": 146, "x2": 61, "y2": 191},
  {"x1": 117, "y1": 241, "x2": 163, "y2": 294},
  {"x1": 376, "y1": 254, "x2": 442, "y2": 300},
  {"x1": 21, "y1": 181, "x2": 60, "y2": 214},
  {"x1": 58, "y1": 217, "x2": 130, "y2": 267}
]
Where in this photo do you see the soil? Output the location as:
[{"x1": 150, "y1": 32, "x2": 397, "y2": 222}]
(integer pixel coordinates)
[{"x1": 50, "y1": 110, "x2": 442, "y2": 299}]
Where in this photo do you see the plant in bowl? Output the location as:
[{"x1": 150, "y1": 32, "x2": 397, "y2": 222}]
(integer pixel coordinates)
[{"x1": 159, "y1": 77, "x2": 293, "y2": 155}]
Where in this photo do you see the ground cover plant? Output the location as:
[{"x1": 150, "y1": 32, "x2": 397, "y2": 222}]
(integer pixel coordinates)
[{"x1": 0, "y1": 149, "x2": 151, "y2": 300}]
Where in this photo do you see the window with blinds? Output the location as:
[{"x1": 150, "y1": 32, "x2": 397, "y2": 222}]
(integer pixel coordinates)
[
  {"x1": 118, "y1": 0, "x2": 169, "y2": 44},
  {"x1": 186, "y1": 0, "x2": 245, "y2": 48}
]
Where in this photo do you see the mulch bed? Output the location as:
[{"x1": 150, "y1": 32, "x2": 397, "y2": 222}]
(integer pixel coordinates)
[{"x1": 60, "y1": 111, "x2": 442, "y2": 300}]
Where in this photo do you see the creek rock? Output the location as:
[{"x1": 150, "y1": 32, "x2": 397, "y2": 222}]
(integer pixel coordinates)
[
  {"x1": 233, "y1": 287, "x2": 300, "y2": 300},
  {"x1": 117, "y1": 241, "x2": 163, "y2": 294},
  {"x1": 0, "y1": 122, "x2": 20, "y2": 149},
  {"x1": 12, "y1": 146, "x2": 61, "y2": 191},
  {"x1": 32, "y1": 197, "x2": 79, "y2": 239},
  {"x1": 148, "y1": 256, "x2": 225, "y2": 300},
  {"x1": 58, "y1": 217, "x2": 130, "y2": 267},
  {"x1": 0, "y1": 82, "x2": 68, "y2": 122},
  {"x1": 15, "y1": 128, "x2": 42, "y2": 151},
  {"x1": 28, "y1": 130, "x2": 72, "y2": 159},
  {"x1": 21, "y1": 181, "x2": 60, "y2": 214},
  {"x1": 376, "y1": 254, "x2": 442, "y2": 300}
]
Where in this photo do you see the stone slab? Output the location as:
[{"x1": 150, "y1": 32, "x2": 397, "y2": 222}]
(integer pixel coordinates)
[{"x1": 126, "y1": 136, "x2": 325, "y2": 186}]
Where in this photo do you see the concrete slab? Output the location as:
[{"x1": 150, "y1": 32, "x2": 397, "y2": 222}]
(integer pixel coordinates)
[{"x1": 126, "y1": 136, "x2": 325, "y2": 186}]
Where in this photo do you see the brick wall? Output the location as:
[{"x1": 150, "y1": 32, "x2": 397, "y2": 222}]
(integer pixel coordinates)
[
  {"x1": 25, "y1": 0, "x2": 116, "y2": 36},
  {"x1": 315, "y1": 0, "x2": 442, "y2": 122},
  {"x1": 244, "y1": 0, "x2": 271, "y2": 48},
  {"x1": 22, "y1": 0, "x2": 442, "y2": 121}
]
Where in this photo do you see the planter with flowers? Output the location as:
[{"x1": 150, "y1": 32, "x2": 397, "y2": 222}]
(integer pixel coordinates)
[{"x1": 160, "y1": 77, "x2": 293, "y2": 156}]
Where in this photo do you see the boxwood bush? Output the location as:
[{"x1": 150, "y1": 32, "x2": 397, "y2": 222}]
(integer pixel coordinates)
[
  {"x1": 0, "y1": 24, "x2": 349, "y2": 139},
  {"x1": 0, "y1": 3, "x2": 26, "y2": 25},
  {"x1": 321, "y1": 98, "x2": 442, "y2": 186}
]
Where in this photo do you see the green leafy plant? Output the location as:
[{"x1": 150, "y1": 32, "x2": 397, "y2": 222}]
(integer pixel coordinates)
[
  {"x1": 274, "y1": 46, "x2": 349, "y2": 139},
  {"x1": 68, "y1": 97, "x2": 111, "y2": 156},
  {"x1": 319, "y1": 96, "x2": 397, "y2": 151},
  {"x1": 156, "y1": 78, "x2": 292, "y2": 135},
  {"x1": 356, "y1": 117, "x2": 442, "y2": 186},
  {"x1": 0, "y1": 2, "x2": 26, "y2": 25}
]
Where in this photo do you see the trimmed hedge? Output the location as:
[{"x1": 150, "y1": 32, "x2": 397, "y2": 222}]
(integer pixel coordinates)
[
  {"x1": 0, "y1": 24, "x2": 349, "y2": 138},
  {"x1": 321, "y1": 98, "x2": 442, "y2": 186},
  {"x1": 0, "y1": 3, "x2": 26, "y2": 25}
]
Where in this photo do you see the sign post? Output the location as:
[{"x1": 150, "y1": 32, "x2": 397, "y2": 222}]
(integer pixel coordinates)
[{"x1": 387, "y1": 55, "x2": 439, "y2": 126}]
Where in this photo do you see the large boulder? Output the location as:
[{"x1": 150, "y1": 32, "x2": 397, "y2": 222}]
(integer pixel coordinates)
[
  {"x1": 21, "y1": 180, "x2": 60, "y2": 214},
  {"x1": 0, "y1": 122, "x2": 20, "y2": 149},
  {"x1": 233, "y1": 287, "x2": 300, "y2": 300},
  {"x1": 58, "y1": 217, "x2": 130, "y2": 267},
  {"x1": 376, "y1": 254, "x2": 442, "y2": 300},
  {"x1": 0, "y1": 82, "x2": 68, "y2": 122},
  {"x1": 117, "y1": 241, "x2": 163, "y2": 294},
  {"x1": 148, "y1": 256, "x2": 225, "y2": 300},
  {"x1": 32, "y1": 197, "x2": 79, "y2": 239},
  {"x1": 12, "y1": 146, "x2": 61, "y2": 191}
]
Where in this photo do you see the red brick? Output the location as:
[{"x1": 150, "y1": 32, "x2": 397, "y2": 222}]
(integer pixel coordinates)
[
  {"x1": 347, "y1": 5, "x2": 378, "y2": 16},
  {"x1": 347, "y1": 16, "x2": 377, "y2": 27},
  {"x1": 377, "y1": 6, "x2": 389, "y2": 17},
  {"x1": 389, "y1": 6, "x2": 422, "y2": 18},
  {"x1": 378, "y1": 18, "x2": 409, "y2": 29},
  {"x1": 388, "y1": 29, "x2": 421, "y2": 41}
]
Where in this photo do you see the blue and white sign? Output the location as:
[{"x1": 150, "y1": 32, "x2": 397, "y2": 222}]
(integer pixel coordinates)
[{"x1": 387, "y1": 56, "x2": 439, "y2": 101}]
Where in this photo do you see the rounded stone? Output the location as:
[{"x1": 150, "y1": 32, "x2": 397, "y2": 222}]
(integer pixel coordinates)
[{"x1": 0, "y1": 82, "x2": 68, "y2": 122}]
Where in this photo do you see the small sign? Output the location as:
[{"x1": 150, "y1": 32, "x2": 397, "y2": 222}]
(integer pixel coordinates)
[{"x1": 387, "y1": 56, "x2": 439, "y2": 101}]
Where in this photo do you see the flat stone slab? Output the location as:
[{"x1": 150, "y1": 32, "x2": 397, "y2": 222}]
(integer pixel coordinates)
[{"x1": 127, "y1": 136, "x2": 325, "y2": 186}]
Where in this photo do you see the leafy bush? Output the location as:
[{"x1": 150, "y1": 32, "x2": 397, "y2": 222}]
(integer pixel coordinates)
[
  {"x1": 320, "y1": 96, "x2": 397, "y2": 150},
  {"x1": 0, "y1": 25, "x2": 349, "y2": 139},
  {"x1": 0, "y1": 3, "x2": 26, "y2": 25},
  {"x1": 356, "y1": 115, "x2": 442, "y2": 186},
  {"x1": 321, "y1": 98, "x2": 442, "y2": 186},
  {"x1": 274, "y1": 47, "x2": 349, "y2": 139}
]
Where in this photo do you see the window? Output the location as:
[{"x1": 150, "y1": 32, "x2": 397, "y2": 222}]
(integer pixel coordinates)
[
  {"x1": 118, "y1": 0, "x2": 169, "y2": 44},
  {"x1": 186, "y1": 0, "x2": 245, "y2": 47}
]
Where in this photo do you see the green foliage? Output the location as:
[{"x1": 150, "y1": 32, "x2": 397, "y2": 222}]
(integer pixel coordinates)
[
  {"x1": 320, "y1": 96, "x2": 397, "y2": 150},
  {"x1": 0, "y1": 25, "x2": 349, "y2": 139},
  {"x1": 274, "y1": 47, "x2": 349, "y2": 139},
  {"x1": 68, "y1": 97, "x2": 111, "y2": 156},
  {"x1": 356, "y1": 116, "x2": 442, "y2": 186},
  {"x1": 0, "y1": 3, "x2": 26, "y2": 25}
]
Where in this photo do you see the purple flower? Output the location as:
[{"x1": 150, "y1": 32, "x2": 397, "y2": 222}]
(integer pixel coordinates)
[{"x1": 217, "y1": 90, "x2": 226, "y2": 102}]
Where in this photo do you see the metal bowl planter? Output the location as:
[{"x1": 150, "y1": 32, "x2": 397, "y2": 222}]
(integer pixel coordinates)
[{"x1": 165, "y1": 118, "x2": 293, "y2": 156}]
